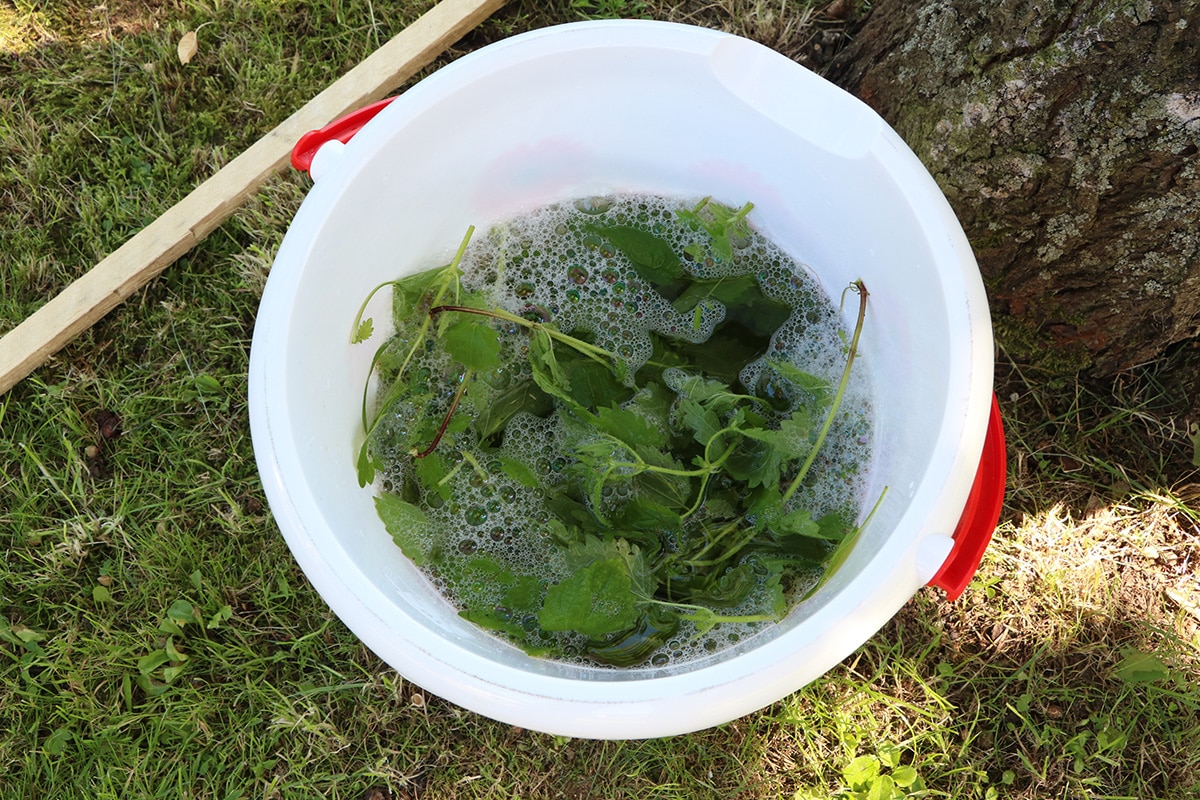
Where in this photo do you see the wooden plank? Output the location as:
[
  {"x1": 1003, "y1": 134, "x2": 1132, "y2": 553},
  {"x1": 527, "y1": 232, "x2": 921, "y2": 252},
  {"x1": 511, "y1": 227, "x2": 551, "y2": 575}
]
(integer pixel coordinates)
[{"x1": 0, "y1": 0, "x2": 508, "y2": 396}]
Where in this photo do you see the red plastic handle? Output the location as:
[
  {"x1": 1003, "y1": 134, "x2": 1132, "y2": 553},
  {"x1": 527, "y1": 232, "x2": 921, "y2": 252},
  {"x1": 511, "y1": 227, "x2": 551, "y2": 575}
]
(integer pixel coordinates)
[
  {"x1": 927, "y1": 394, "x2": 1007, "y2": 601},
  {"x1": 291, "y1": 96, "x2": 398, "y2": 174}
]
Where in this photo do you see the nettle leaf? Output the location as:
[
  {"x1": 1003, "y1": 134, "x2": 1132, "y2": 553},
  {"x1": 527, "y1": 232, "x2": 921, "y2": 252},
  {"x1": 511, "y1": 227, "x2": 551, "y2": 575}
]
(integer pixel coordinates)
[
  {"x1": 586, "y1": 609, "x2": 680, "y2": 667},
  {"x1": 352, "y1": 317, "x2": 374, "y2": 344},
  {"x1": 815, "y1": 511, "x2": 853, "y2": 542},
  {"x1": 538, "y1": 557, "x2": 642, "y2": 637},
  {"x1": 612, "y1": 495, "x2": 683, "y2": 533},
  {"x1": 680, "y1": 400, "x2": 724, "y2": 447},
  {"x1": 413, "y1": 451, "x2": 452, "y2": 501},
  {"x1": 676, "y1": 198, "x2": 754, "y2": 262},
  {"x1": 498, "y1": 455, "x2": 540, "y2": 489},
  {"x1": 458, "y1": 559, "x2": 547, "y2": 649},
  {"x1": 374, "y1": 494, "x2": 434, "y2": 566},
  {"x1": 594, "y1": 403, "x2": 669, "y2": 450},
  {"x1": 356, "y1": 444, "x2": 380, "y2": 487},
  {"x1": 587, "y1": 224, "x2": 683, "y2": 287},
  {"x1": 560, "y1": 352, "x2": 632, "y2": 409},
  {"x1": 669, "y1": 371, "x2": 741, "y2": 445},
  {"x1": 670, "y1": 370, "x2": 737, "y2": 409},
  {"x1": 561, "y1": 538, "x2": 655, "y2": 602},
  {"x1": 474, "y1": 379, "x2": 553, "y2": 441},
  {"x1": 725, "y1": 431, "x2": 788, "y2": 490},
  {"x1": 672, "y1": 274, "x2": 755, "y2": 315},
  {"x1": 766, "y1": 358, "x2": 830, "y2": 406},
  {"x1": 392, "y1": 262, "x2": 457, "y2": 314},
  {"x1": 771, "y1": 508, "x2": 820, "y2": 538},
  {"x1": 528, "y1": 328, "x2": 573, "y2": 402},
  {"x1": 731, "y1": 413, "x2": 814, "y2": 492},
  {"x1": 623, "y1": 383, "x2": 675, "y2": 432},
  {"x1": 440, "y1": 316, "x2": 501, "y2": 372}
]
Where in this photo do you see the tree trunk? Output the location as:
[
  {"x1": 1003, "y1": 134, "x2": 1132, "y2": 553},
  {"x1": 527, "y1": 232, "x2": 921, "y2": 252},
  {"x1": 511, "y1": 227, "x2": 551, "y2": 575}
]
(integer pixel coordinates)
[{"x1": 828, "y1": 0, "x2": 1200, "y2": 374}]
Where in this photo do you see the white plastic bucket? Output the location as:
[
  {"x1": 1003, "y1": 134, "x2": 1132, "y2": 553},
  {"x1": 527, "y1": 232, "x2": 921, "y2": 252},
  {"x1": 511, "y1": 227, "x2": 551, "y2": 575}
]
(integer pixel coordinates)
[{"x1": 249, "y1": 20, "x2": 997, "y2": 739}]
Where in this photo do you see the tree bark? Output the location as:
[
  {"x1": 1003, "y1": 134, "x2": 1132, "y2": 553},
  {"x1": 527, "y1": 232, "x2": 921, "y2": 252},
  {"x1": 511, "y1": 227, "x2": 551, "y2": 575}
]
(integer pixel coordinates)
[{"x1": 829, "y1": 0, "x2": 1200, "y2": 374}]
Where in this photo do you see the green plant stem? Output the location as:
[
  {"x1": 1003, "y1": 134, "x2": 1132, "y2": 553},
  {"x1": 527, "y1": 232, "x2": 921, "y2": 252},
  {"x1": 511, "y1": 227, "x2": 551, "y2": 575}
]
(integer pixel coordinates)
[
  {"x1": 429, "y1": 304, "x2": 616, "y2": 364},
  {"x1": 780, "y1": 279, "x2": 868, "y2": 506},
  {"x1": 677, "y1": 518, "x2": 742, "y2": 566},
  {"x1": 684, "y1": 523, "x2": 760, "y2": 568}
]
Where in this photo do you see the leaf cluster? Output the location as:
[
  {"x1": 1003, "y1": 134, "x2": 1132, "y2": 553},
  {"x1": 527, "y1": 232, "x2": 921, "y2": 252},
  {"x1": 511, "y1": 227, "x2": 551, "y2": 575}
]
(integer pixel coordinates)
[{"x1": 354, "y1": 201, "x2": 868, "y2": 666}]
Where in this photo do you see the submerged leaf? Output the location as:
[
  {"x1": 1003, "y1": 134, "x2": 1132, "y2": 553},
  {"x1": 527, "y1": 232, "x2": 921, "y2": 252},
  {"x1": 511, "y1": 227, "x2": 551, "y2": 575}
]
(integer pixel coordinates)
[
  {"x1": 375, "y1": 494, "x2": 433, "y2": 566},
  {"x1": 539, "y1": 558, "x2": 643, "y2": 637},
  {"x1": 587, "y1": 224, "x2": 683, "y2": 287},
  {"x1": 594, "y1": 403, "x2": 669, "y2": 450},
  {"x1": 765, "y1": 358, "x2": 831, "y2": 406}
]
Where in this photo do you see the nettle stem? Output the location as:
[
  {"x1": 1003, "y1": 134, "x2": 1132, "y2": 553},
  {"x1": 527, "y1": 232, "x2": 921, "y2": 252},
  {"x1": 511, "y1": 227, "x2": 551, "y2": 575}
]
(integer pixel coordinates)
[
  {"x1": 429, "y1": 304, "x2": 616, "y2": 364},
  {"x1": 411, "y1": 370, "x2": 471, "y2": 459},
  {"x1": 781, "y1": 280, "x2": 869, "y2": 506}
]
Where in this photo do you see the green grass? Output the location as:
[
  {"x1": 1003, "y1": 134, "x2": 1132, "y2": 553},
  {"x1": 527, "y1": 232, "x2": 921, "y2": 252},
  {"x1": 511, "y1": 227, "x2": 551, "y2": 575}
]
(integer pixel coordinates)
[{"x1": 3, "y1": 1, "x2": 1199, "y2": 798}]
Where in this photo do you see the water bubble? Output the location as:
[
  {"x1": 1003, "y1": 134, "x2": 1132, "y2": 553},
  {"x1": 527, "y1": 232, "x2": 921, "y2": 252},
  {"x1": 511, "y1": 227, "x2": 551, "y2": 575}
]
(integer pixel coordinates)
[
  {"x1": 650, "y1": 653, "x2": 670, "y2": 667},
  {"x1": 514, "y1": 281, "x2": 536, "y2": 298},
  {"x1": 464, "y1": 507, "x2": 488, "y2": 526},
  {"x1": 567, "y1": 265, "x2": 589, "y2": 285},
  {"x1": 574, "y1": 196, "x2": 612, "y2": 215},
  {"x1": 519, "y1": 304, "x2": 551, "y2": 323},
  {"x1": 458, "y1": 539, "x2": 478, "y2": 554},
  {"x1": 566, "y1": 288, "x2": 581, "y2": 303}
]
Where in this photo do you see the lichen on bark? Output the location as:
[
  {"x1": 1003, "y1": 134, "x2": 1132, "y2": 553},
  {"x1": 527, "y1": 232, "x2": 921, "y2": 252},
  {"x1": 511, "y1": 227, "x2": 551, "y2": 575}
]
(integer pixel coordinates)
[{"x1": 830, "y1": 0, "x2": 1200, "y2": 374}]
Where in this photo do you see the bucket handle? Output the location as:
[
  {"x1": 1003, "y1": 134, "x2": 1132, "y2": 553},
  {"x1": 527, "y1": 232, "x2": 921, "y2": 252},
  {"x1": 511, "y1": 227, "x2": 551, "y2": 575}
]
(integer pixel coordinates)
[
  {"x1": 291, "y1": 96, "x2": 398, "y2": 175},
  {"x1": 927, "y1": 394, "x2": 1006, "y2": 601}
]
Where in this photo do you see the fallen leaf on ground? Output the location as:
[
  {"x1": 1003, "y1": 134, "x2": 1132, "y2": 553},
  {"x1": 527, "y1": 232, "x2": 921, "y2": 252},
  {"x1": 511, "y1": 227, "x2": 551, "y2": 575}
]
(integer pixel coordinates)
[{"x1": 178, "y1": 30, "x2": 198, "y2": 64}]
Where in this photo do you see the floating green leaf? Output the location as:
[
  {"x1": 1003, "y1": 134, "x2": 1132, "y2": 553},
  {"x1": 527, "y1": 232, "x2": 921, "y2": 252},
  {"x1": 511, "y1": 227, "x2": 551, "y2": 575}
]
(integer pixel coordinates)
[{"x1": 438, "y1": 316, "x2": 497, "y2": 372}]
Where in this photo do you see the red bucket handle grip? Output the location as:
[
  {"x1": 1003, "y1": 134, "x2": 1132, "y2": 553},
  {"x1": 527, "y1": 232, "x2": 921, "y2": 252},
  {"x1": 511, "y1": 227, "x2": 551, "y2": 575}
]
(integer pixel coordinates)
[
  {"x1": 928, "y1": 394, "x2": 1006, "y2": 601},
  {"x1": 291, "y1": 96, "x2": 398, "y2": 174}
]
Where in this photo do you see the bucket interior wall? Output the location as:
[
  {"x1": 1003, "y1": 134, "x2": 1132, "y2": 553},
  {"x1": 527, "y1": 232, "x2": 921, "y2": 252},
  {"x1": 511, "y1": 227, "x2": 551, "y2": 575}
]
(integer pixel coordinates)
[{"x1": 253, "y1": 21, "x2": 990, "y2": 727}]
